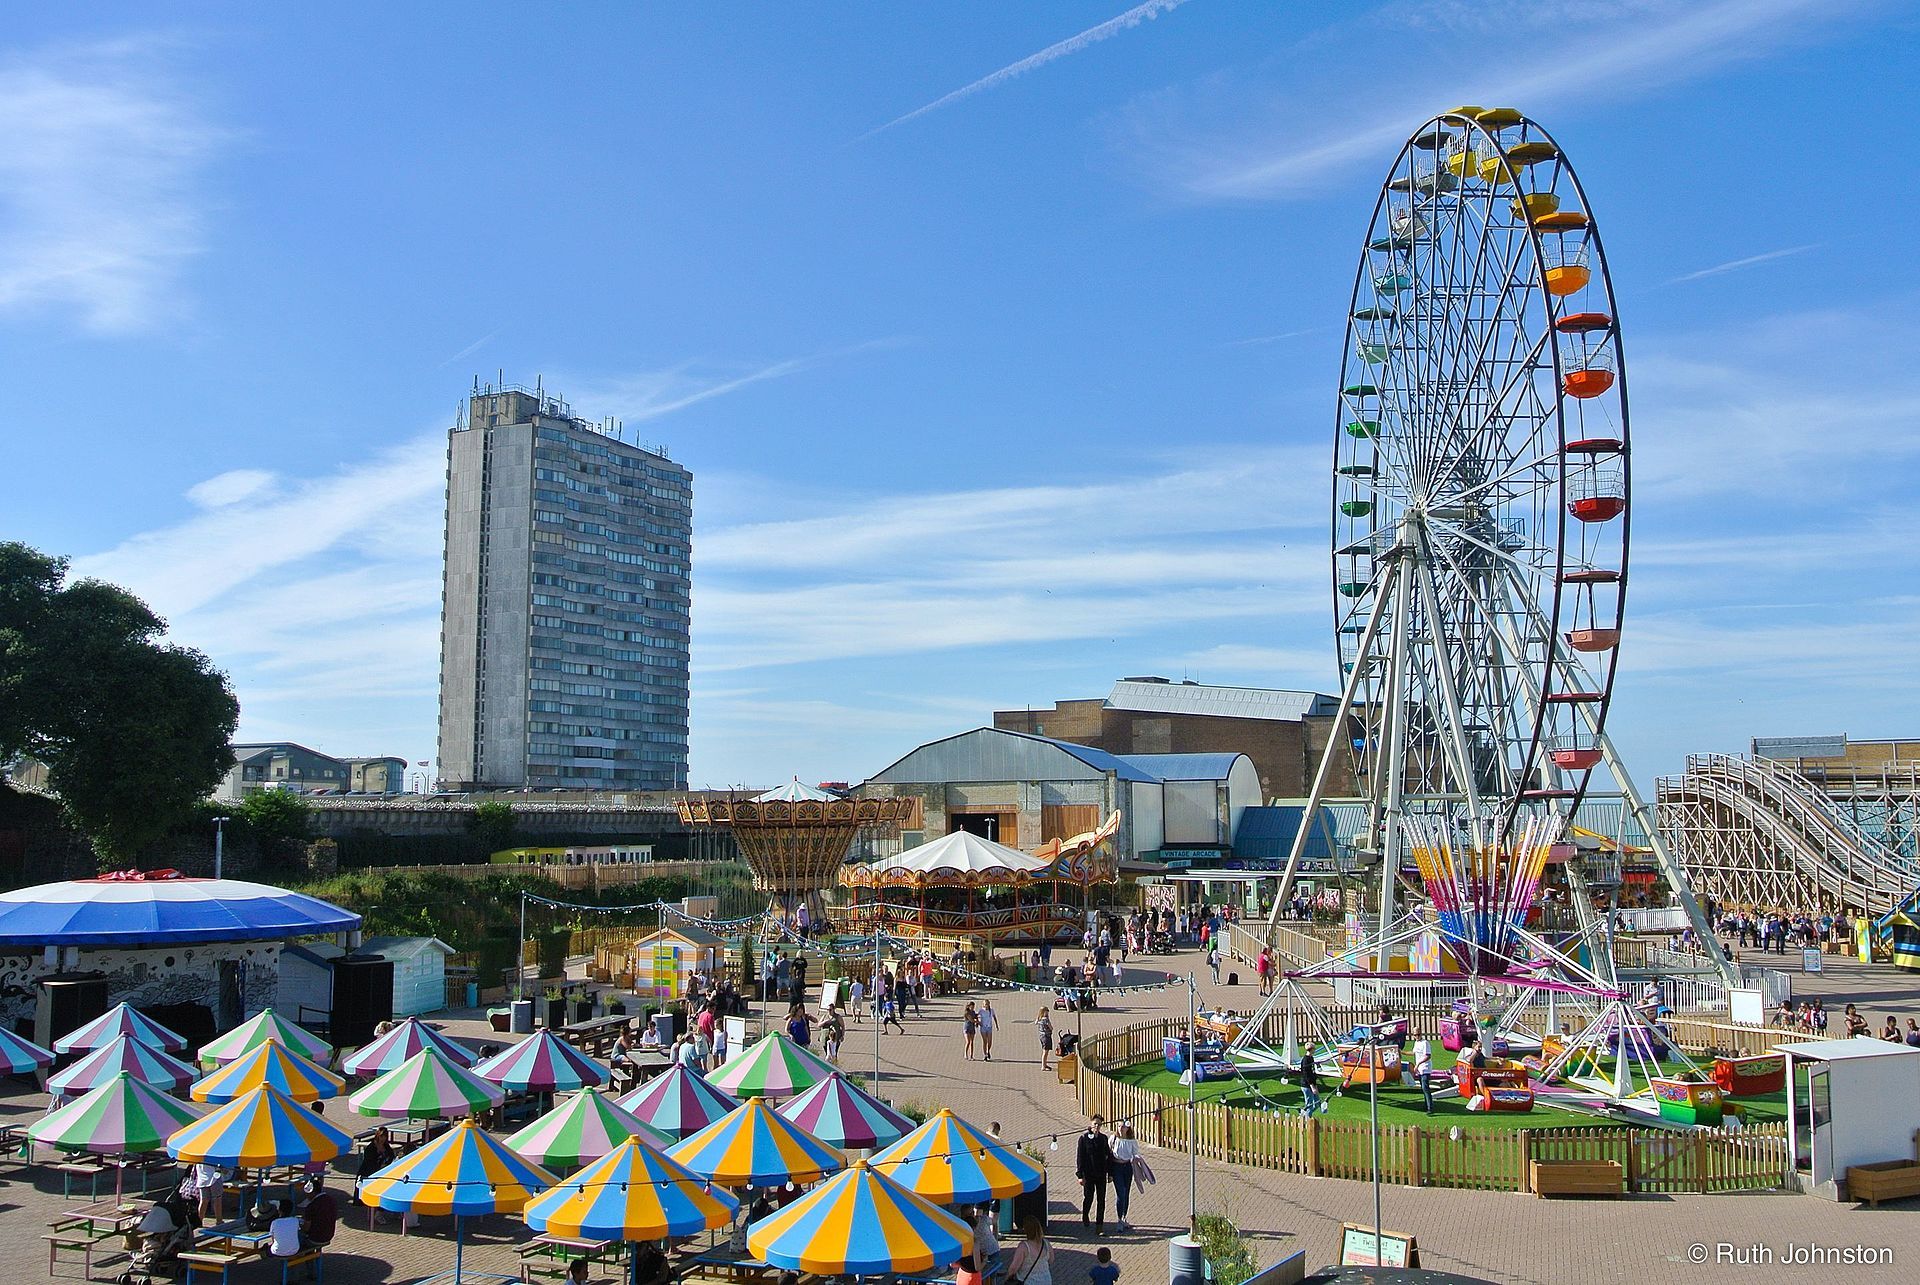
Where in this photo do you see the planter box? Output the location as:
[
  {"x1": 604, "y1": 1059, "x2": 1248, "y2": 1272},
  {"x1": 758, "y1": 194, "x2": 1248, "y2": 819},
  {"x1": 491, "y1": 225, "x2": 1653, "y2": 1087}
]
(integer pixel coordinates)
[{"x1": 1847, "y1": 1160, "x2": 1920, "y2": 1207}]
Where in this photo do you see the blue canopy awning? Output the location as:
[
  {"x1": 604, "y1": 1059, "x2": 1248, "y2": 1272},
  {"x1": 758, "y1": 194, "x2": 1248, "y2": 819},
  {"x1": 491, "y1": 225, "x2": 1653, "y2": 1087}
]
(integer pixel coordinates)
[{"x1": 0, "y1": 873, "x2": 360, "y2": 948}]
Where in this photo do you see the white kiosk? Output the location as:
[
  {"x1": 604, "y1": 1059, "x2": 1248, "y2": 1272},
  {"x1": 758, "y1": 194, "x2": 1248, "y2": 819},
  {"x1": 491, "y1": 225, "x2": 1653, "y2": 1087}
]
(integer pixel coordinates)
[{"x1": 1779, "y1": 1037, "x2": 1920, "y2": 1200}]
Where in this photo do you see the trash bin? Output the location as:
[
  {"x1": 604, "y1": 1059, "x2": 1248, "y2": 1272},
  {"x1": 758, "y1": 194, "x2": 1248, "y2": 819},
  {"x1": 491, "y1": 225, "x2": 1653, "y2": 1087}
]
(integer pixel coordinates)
[
  {"x1": 653, "y1": 1012, "x2": 675, "y2": 1047},
  {"x1": 465, "y1": 982, "x2": 479, "y2": 1008},
  {"x1": 1014, "y1": 962, "x2": 1028, "y2": 984},
  {"x1": 509, "y1": 998, "x2": 535, "y2": 1034}
]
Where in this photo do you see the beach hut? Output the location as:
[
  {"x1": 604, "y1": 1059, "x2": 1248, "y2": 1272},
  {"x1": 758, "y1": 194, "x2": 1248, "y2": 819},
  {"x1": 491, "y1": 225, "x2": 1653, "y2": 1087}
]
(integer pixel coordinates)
[{"x1": 628, "y1": 924, "x2": 723, "y2": 1001}]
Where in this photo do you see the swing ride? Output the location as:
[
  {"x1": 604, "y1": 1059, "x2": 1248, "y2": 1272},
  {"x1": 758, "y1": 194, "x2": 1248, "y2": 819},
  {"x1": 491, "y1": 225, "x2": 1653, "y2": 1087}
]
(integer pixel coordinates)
[{"x1": 1221, "y1": 107, "x2": 1743, "y2": 1123}]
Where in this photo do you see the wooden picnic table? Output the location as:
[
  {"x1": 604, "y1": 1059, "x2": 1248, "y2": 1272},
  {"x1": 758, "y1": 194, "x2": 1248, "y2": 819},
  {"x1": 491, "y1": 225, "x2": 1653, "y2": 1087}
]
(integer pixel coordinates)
[
  {"x1": 53, "y1": 1197, "x2": 146, "y2": 1236},
  {"x1": 560, "y1": 1014, "x2": 633, "y2": 1059}
]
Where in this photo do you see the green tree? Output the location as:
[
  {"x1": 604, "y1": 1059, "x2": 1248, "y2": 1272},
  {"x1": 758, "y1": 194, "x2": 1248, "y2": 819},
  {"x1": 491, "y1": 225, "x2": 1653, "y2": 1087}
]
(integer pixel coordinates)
[
  {"x1": 468, "y1": 800, "x2": 518, "y2": 850},
  {"x1": 237, "y1": 788, "x2": 313, "y2": 863},
  {"x1": 0, "y1": 543, "x2": 238, "y2": 865}
]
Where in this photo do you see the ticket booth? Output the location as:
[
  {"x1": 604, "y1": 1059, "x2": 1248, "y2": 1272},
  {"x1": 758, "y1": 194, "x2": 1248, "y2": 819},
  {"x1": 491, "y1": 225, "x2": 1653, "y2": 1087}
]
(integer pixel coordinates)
[{"x1": 1779, "y1": 1037, "x2": 1920, "y2": 1200}]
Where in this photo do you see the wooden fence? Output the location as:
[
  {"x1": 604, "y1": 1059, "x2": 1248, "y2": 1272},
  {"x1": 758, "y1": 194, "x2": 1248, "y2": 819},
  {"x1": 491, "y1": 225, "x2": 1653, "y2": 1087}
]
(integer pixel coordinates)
[{"x1": 1077, "y1": 1018, "x2": 1786, "y2": 1194}]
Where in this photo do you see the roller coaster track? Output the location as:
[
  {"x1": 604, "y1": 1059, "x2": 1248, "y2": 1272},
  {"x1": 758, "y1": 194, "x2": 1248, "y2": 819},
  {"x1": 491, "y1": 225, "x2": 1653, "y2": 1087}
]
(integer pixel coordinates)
[{"x1": 1655, "y1": 753, "x2": 1919, "y2": 917}]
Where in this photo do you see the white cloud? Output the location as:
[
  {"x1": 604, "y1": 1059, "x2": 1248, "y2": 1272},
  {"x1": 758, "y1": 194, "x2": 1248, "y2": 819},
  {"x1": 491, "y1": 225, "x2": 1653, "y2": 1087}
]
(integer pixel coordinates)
[
  {"x1": 186, "y1": 469, "x2": 278, "y2": 509},
  {"x1": 1124, "y1": 0, "x2": 1841, "y2": 201},
  {"x1": 0, "y1": 38, "x2": 225, "y2": 333},
  {"x1": 862, "y1": 0, "x2": 1193, "y2": 139}
]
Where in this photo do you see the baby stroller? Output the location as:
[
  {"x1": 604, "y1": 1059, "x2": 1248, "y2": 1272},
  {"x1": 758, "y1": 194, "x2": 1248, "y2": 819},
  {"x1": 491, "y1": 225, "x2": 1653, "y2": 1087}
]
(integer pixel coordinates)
[
  {"x1": 1147, "y1": 930, "x2": 1176, "y2": 955},
  {"x1": 118, "y1": 1190, "x2": 198, "y2": 1283}
]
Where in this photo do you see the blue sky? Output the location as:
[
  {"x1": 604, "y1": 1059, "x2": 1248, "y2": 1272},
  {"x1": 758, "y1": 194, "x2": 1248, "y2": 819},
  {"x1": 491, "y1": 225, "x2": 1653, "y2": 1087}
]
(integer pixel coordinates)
[{"x1": 5, "y1": 1, "x2": 1917, "y2": 792}]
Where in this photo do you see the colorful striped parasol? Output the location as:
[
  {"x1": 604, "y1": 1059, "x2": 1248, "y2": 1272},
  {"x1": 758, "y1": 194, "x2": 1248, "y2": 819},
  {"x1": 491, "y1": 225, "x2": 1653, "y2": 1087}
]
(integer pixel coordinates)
[
  {"x1": 523, "y1": 1134, "x2": 738, "y2": 1241},
  {"x1": 30, "y1": 1071, "x2": 203, "y2": 1156},
  {"x1": 191, "y1": 1038, "x2": 344, "y2": 1104},
  {"x1": 775, "y1": 1072, "x2": 915, "y2": 1150},
  {"x1": 54, "y1": 1002, "x2": 187, "y2": 1053},
  {"x1": 615, "y1": 1064, "x2": 742, "y2": 1140},
  {"x1": 667, "y1": 1096, "x2": 844, "y2": 1188},
  {"x1": 504, "y1": 1087, "x2": 674, "y2": 1170},
  {"x1": 340, "y1": 1017, "x2": 476, "y2": 1076},
  {"x1": 869, "y1": 1107, "x2": 1043, "y2": 1204},
  {"x1": 198, "y1": 1007, "x2": 333, "y2": 1066},
  {"x1": 167, "y1": 1083, "x2": 355, "y2": 1169},
  {"x1": 706, "y1": 1031, "x2": 836, "y2": 1100},
  {"x1": 48, "y1": 1035, "x2": 195, "y2": 1100},
  {"x1": 348, "y1": 1046, "x2": 504, "y2": 1120},
  {"x1": 748, "y1": 1159, "x2": 973, "y2": 1275},
  {"x1": 474, "y1": 1029, "x2": 610, "y2": 1093},
  {"x1": 359, "y1": 1118, "x2": 555, "y2": 1283},
  {"x1": 0, "y1": 1025, "x2": 55, "y2": 1076}
]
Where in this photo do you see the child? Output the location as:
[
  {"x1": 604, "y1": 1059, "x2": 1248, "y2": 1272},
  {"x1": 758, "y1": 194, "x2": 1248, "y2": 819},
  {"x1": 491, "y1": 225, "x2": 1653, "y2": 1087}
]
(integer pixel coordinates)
[{"x1": 1089, "y1": 1247, "x2": 1119, "y2": 1285}]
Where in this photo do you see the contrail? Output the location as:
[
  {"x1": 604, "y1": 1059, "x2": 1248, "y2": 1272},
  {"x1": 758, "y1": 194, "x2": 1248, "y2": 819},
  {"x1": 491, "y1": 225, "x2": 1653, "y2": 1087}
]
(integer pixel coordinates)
[
  {"x1": 860, "y1": 0, "x2": 1192, "y2": 139},
  {"x1": 1670, "y1": 244, "x2": 1817, "y2": 284}
]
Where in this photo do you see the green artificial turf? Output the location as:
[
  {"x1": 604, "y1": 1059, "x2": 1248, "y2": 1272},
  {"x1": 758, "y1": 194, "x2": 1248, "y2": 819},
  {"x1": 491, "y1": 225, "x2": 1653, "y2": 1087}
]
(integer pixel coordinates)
[{"x1": 1108, "y1": 1056, "x2": 1787, "y2": 1130}]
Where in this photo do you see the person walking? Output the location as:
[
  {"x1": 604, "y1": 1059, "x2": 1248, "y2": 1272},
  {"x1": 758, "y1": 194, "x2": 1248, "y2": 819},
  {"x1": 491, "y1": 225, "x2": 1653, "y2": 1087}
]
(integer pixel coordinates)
[
  {"x1": 786, "y1": 1003, "x2": 814, "y2": 1048},
  {"x1": 963, "y1": 1003, "x2": 980, "y2": 1060},
  {"x1": 1256, "y1": 946, "x2": 1273, "y2": 996},
  {"x1": 1075, "y1": 1115, "x2": 1112, "y2": 1235},
  {"x1": 1296, "y1": 1050, "x2": 1323, "y2": 1116},
  {"x1": 1005, "y1": 1217, "x2": 1054, "y2": 1285},
  {"x1": 1036, "y1": 1008, "x2": 1054, "y2": 1069},
  {"x1": 1207, "y1": 937, "x2": 1222, "y2": 985},
  {"x1": 978, "y1": 999, "x2": 998, "y2": 1060},
  {"x1": 1109, "y1": 1123, "x2": 1139, "y2": 1232},
  {"x1": 1411, "y1": 1036, "x2": 1434, "y2": 1115}
]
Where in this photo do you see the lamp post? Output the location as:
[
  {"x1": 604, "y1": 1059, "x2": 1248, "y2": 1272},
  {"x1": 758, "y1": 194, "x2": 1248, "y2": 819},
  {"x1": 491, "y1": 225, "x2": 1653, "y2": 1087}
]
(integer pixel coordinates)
[
  {"x1": 1186, "y1": 974, "x2": 1198, "y2": 1235},
  {"x1": 212, "y1": 815, "x2": 230, "y2": 879},
  {"x1": 1368, "y1": 1028, "x2": 1383, "y2": 1266}
]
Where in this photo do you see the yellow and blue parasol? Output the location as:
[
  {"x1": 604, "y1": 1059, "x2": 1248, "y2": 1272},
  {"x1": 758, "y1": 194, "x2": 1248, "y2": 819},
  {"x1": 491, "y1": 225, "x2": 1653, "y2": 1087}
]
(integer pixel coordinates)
[
  {"x1": 525, "y1": 1134, "x2": 739, "y2": 1240},
  {"x1": 192, "y1": 1038, "x2": 345, "y2": 1104},
  {"x1": 667, "y1": 1096, "x2": 844, "y2": 1188},
  {"x1": 359, "y1": 1118, "x2": 555, "y2": 1283},
  {"x1": 869, "y1": 1107, "x2": 1043, "y2": 1204},
  {"x1": 167, "y1": 1082, "x2": 354, "y2": 1169},
  {"x1": 748, "y1": 1159, "x2": 973, "y2": 1275}
]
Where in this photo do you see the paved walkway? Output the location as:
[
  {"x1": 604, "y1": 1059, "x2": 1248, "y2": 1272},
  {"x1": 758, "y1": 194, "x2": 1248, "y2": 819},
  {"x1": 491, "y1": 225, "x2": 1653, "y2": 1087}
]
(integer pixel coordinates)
[{"x1": 1, "y1": 945, "x2": 1916, "y2": 1283}]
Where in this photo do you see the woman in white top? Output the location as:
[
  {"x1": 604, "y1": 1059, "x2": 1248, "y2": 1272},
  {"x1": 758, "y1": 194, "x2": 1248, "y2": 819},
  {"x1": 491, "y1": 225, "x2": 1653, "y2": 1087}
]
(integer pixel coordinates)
[
  {"x1": 1110, "y1": 1123, "x2": 1140, "y2": 1231},
  {"x1": 977, "y1": 1000, "x2": 998, "y2": 1060},
  {"x1": 1004, "y1": 1216, "x2": 1052, "y2": 1285}
]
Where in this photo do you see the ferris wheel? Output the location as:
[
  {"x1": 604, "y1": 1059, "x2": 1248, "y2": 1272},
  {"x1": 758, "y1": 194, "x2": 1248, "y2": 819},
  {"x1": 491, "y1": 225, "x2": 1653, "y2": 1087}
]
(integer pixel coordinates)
[{"x1": 1269, "y1": 107, "x2": 1730, "y2": 984}]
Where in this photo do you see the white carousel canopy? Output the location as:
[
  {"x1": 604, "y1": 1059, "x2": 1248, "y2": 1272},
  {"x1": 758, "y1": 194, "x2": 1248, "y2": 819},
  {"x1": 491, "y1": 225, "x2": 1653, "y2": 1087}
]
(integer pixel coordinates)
[
  {"x1": 866, "y1": 830, "x2": 1051, "y2": 878},
  {"x1": 753, "y1": 780, "x2": 839, "y2": 803}
]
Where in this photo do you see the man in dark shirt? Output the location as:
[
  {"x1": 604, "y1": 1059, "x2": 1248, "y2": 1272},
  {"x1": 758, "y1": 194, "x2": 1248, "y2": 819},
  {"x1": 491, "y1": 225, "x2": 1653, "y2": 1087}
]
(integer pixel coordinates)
[
  {"x1": 1075, "y1": 1114, "x2": 1113, "y2": 1234},
  {"x1": 300, "y1": 1182, "x2": 338, "y2": 1249}
]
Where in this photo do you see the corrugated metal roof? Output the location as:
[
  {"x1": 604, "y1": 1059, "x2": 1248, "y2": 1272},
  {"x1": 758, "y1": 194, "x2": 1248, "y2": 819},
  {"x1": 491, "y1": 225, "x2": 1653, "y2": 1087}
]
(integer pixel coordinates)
[
  {"x1": 1105, "y1": 680, "x2": 1339, "y2": 722},
  {"x1": 866, "y1": 728, "x2": 1157, "y2": 785},
  {"x1": 1117, "y1": 752, "x2": 1248, "y2": 782},
  {"x1": 1234, "y1": 802, "x2": 1370, "y2": 860}
]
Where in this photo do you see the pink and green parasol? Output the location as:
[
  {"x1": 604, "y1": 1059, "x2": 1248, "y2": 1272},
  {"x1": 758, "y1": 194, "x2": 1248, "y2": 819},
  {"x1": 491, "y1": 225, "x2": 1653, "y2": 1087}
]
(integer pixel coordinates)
[
  {"x1": 0, "y1": 1025, "x2": 57, "y2": 1076},
  {"x1": 341, "y1": 1017, "x2": 476, "y2": 1076},
  {"x1": 54, "y1": 1002, "x2": 187, "y2": 1054},
  {"x1": 29, "y1": 1071, "x2": 203, "y2": 1155},
  {"x1": 504, "y1": 1087, "x2": 674, "y2": 1170},
  {"x1": 348, "y1": 1046, "x2": 505, "y2": 1120},
  {"x1": 474, "y1": 1030, "x2": 610, "y2": 1094},
  {"x1": 614, "y1": 1064, "x2": 742, "y2": 1140},
  {"x1": 775, "y1": 1071, "x2": 916, "y2": 1150},
  {"x1": 705, "y1": 1031, "x2": 836, "y2": 1100},
  {"x1": 198, "y1": 1007, "x2": 332, "y2": 1066},
  {"x1": 48, "y1": 1035, "x2": 195, "y2": 1100}
]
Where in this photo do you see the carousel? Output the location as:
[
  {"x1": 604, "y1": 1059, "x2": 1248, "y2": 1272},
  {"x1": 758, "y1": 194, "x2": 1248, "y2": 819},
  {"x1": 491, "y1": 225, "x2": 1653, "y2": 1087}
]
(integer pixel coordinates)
[{"x1": 839, "y1": 814, "x2": 1120, "y2": 942}]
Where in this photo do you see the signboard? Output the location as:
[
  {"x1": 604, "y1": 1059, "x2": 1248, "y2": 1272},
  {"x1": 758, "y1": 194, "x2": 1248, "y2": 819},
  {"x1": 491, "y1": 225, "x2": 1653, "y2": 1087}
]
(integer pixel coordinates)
[
  {"x1": 1728, "y1": 987, "x2": 1767, "y2": 1026},
  {"x1": 723, "y1": 1016, "x2": 747, "y2": 1064},
  {"x1": 1338, "y1": 1223, "x2": 1418, "y2": 1268},
  {"x1": 820, "y1": 979, "x2": 843, "y2": 1010},
  {"x1": 1801, "y1": 947, "x2": 1824, "y2": 974}
]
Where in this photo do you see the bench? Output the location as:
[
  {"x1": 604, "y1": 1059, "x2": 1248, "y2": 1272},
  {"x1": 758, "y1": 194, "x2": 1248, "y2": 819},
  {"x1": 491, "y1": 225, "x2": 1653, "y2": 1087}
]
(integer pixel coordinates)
[
  {"x1": 282, "y1": 1248, "x2": 326, "y2": 1281},
  {"x1": 44, "y1": 1230, "x2": 123, "y2": 1279},
  {"x1": 1529, "y1": 1159, "x2": 1624, "y2": 1198},
  {"x1": 1847, "y1": 1160, "x2": 1920, "y2": 1208}
]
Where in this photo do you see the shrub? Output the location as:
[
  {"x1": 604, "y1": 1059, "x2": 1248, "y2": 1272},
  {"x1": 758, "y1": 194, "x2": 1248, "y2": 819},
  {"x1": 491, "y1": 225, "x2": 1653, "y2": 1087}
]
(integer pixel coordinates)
[{"x1": 1194, "y1": 1213, "x2": 1257, "y2": 1285}]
